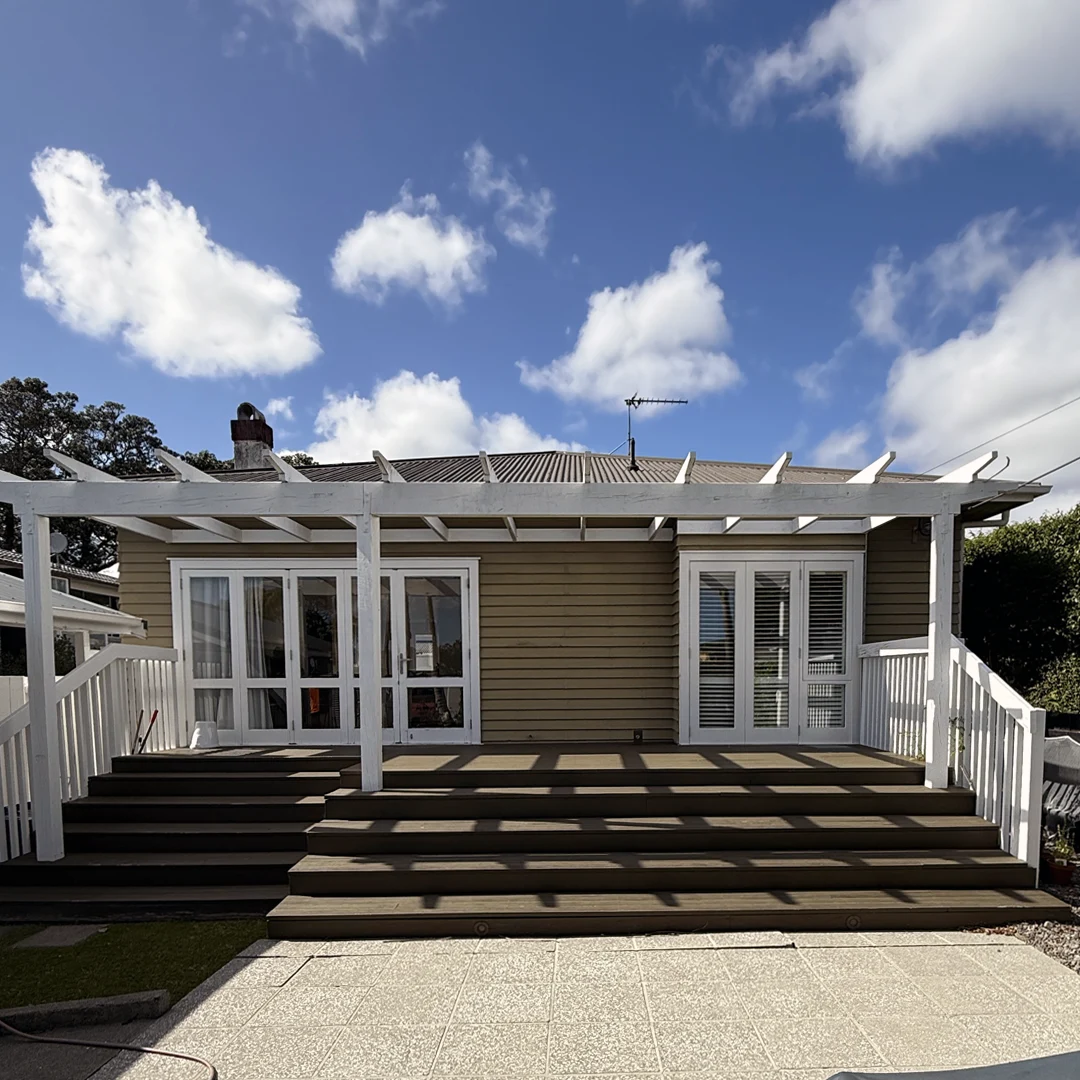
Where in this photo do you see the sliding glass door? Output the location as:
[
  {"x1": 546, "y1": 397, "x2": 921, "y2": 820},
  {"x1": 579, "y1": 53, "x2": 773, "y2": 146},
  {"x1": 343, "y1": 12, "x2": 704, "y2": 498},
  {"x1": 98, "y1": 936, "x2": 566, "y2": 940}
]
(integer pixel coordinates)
[
  {"x1": 686, "y1": 555, "x2": 861, "y2": 745},
  {"x1": 181, "y1": 561, "x2": 477, "y2": 746}
]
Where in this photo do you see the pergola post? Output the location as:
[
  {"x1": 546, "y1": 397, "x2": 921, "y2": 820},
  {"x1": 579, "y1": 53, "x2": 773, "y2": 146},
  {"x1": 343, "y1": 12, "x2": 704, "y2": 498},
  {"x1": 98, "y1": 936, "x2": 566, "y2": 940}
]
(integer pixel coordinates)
[
  {"x1": 355, "y1": 491, "x2": 383, "y2": 792},
  {"x1": 924, "y1": 502, "x2": 954, "y2": 789},
  {"x1": 21, "y1": 510, "x2": 65, "y2": 860}
]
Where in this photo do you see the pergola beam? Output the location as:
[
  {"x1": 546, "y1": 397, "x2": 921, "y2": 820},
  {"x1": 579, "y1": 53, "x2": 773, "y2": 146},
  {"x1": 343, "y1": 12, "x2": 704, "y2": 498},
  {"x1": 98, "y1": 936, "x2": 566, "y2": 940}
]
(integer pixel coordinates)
[
  {"x1": 0, "y1": 478, "x2": 1025, "y2": 520},
  {"x1": 374, "y1": 450, "x2": 449, "y2": 541},
  {"x1": 479, "y1": 451, "x2": 517, "y2": 541},
  {"x1": 725, "y1": 451, "x2": 791, "y2": 533},
  {"x1": 264, "y1": 450, "x2": 354, "y2": 530},
  {"x1": 650, "y1": 450, "x2": 695, "y2": 540}
]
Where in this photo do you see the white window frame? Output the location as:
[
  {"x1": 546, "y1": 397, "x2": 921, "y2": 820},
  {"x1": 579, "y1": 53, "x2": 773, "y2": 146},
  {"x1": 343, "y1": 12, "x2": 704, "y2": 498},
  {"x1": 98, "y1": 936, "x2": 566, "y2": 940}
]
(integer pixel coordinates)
[
  {"x1": 170, "y1": 557, "x2": 481, "y2": 746},
  {"x1": 678, "y1": 550, "x2": 864, "y2": 745}
]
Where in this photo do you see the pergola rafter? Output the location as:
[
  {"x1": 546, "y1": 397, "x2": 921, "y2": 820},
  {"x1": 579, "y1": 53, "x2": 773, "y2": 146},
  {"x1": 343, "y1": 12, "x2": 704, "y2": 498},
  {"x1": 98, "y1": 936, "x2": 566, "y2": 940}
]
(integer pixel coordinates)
[
  {"x1": 374, "y1": 450, "x2": 449, "y2": 541},
  {"x1": 479, "y1": 451, "x2": 517, "y2": 540}
]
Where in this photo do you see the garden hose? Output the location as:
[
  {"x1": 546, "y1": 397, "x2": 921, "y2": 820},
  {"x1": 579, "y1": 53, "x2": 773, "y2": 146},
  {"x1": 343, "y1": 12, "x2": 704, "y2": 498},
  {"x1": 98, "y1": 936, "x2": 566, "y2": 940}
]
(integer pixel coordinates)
[{"x1": 0, "y1": 1015, "x2": 218, "y2": 1078}]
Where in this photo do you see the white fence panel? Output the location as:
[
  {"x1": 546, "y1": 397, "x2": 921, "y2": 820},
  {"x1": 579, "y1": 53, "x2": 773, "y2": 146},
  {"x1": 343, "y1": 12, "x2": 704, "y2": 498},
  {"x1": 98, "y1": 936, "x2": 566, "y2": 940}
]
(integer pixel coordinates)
[
  {"x1": 858, "y1": 636, "x2": 1045, "y2": 867},
  {"x1": 0, "y1": 644, "x2": 181, "y2": 862}
]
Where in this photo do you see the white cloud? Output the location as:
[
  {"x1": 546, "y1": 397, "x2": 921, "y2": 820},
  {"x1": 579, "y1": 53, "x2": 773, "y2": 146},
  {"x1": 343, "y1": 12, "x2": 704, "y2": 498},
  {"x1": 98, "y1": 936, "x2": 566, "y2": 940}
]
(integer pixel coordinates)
[
  {"x1": 249, "y1": 0, "x2": 441, "y2": 57},
  {"x1": 812, "y1": 423, "x2": 870, "y2": 468},
  {"x1": 731, "y1": 0, "x2": 1080, "y2": 164},
  {"x1": 22, "y1": 149, "x2": 320, "y2": 378},
  {"x1": 519, "y1": 243, "x2": 741, "y2": 410},
  {"x1": 794, "y1": 353, "x2": 843, "y2": 403},
  {"x1": 265, "y1": 396, "x2": 294, "y2": 420},
  {"x1": 331, "y1": 186, "x2": 495, "y2": 309},
  {"x1": 854, "y1": 252, "x2": 908, "y2": 345},
  {"x1": 306, "y1": 370, "x2": 581, "y2": 461},
  {"x1": 882, "y1": 246, "x2": 1080, "y2": 514},
  {"x1": 464, "y1": 141, "x2": 555, "y2": 254}
]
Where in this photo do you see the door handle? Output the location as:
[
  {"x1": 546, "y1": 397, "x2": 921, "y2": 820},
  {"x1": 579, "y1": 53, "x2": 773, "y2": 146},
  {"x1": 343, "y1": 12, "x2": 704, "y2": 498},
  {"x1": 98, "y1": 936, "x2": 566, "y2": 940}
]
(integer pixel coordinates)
[{"x1": 398, "y1": 653, "x2": 406, "y2": 675}]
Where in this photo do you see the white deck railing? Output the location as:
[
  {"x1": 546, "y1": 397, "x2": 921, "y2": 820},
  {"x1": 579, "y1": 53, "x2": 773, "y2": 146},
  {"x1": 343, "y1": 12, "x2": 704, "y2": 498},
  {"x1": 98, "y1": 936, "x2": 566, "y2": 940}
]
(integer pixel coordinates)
[
  {"x1": 859, "y1": 635, "x2": 1046, "y2": 866},
  {"x1": 0, "y1": 644, "x2": 181, "y2": 862}
]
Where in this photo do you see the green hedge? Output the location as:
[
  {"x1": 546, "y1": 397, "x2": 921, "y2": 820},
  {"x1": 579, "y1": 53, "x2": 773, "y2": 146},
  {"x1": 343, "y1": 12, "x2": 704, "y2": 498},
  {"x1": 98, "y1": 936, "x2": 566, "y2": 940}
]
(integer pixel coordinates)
[{"x1": 963, "y1": 504, "x2": 1080, "y2": 711}]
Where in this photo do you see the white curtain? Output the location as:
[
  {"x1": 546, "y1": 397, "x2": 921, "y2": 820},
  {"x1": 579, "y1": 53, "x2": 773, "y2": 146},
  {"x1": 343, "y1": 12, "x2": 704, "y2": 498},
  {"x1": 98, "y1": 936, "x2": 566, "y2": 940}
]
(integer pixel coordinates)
[{"x1": 191, "y1": 577, "x2": 230, "y2": 678}]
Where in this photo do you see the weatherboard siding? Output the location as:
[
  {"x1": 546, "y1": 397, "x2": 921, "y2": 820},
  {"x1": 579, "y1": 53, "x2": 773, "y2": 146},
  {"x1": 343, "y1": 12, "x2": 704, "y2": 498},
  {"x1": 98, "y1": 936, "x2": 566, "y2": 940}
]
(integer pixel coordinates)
[
  {"x1": 117, "y1": 519, "x2": 961, "y2": 743},
  {"x1": 117, "y1": 533, "x2": 678, "y2": 742}
]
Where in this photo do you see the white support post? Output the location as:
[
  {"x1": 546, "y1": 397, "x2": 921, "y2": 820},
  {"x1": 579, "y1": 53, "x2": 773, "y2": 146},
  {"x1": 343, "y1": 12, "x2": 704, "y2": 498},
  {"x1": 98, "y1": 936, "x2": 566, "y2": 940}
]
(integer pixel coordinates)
[
  {"x1": 355, "y1": 493, "x2": 383, "y2": 792},
  {"x1": 925, "y1": 501, "x2": 954, "y2": 788},
  {"x1": 1018, "y1": 706, "x2": 1046, "y2": 870},
  {"x1": 21, "y1": 510, "x2": 65, "y2": 860}
]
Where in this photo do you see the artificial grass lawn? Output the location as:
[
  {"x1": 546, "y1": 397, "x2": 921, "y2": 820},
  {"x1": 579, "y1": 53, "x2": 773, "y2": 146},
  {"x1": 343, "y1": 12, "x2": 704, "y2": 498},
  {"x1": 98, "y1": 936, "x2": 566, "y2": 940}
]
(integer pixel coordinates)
[{"x1": 0, "y1": 919, "x2": 266, "y2": 1010}]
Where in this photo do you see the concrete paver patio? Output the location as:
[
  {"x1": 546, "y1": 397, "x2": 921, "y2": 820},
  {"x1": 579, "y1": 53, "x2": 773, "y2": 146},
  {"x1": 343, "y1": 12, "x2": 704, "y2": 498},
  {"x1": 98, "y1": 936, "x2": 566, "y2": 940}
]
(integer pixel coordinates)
[{"x1": 88, "y1": 930, "x2": 1080, "y2": 1079}]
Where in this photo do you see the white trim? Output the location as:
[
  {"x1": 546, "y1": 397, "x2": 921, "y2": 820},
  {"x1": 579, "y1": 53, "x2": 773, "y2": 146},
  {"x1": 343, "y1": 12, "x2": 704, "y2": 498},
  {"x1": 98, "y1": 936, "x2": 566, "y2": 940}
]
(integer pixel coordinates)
[{"x1": 678, "y1": 549, "x2": 865, "y2": 746}]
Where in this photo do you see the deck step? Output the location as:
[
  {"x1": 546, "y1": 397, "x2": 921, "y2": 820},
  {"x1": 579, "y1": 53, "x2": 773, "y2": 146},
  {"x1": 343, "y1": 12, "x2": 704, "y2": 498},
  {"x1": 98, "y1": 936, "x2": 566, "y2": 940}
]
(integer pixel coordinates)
[
  {"x1": 0, "y1": 884, "x2": 287, "y2": 922},
  {"x1": 338, "y1": 763, "x2": 927, "y2": 790},
  {"x1": 0, "y1": 851, "x2": 300, "y2": 887},
  {"x1": 63, "y1": 821, "x2": 312, "y2": 852},
  {"x1": 268, "y1": 887, "x2": 1072, "y2": 939},
  {"x1": 62, "y1": 795, "x2": 328, "y2": 823},
  {"x1": 325, "y1": 784, "x2": 976, "y2": 820},
  {"x1": 306, "y1": 814, "x2": 1003, "y2": 855},
  {"x1": 289, "y1": 849, "x2": 1035, "y2": 895},
  {"x1": 111, "y1": 751, "x2": 360, "y2": 774},
  {"x1": 89, "y1": 771, "x2": 344, "y2": 797}
]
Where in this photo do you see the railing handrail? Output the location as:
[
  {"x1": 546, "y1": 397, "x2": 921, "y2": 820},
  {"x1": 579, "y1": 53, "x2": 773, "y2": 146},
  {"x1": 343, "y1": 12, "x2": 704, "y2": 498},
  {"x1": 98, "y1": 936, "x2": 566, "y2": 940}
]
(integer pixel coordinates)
[
  {"x1": 0, "y1": 644, "x2": 178, "y2": 743},
  {"x1": 857, "y1": 636, "x2": 928, "y2": 658}
]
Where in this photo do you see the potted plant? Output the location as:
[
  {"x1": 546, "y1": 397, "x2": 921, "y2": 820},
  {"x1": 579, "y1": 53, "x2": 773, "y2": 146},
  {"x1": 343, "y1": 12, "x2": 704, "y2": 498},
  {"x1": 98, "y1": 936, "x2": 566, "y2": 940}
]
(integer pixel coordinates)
[{"x1": 1044, "y1": 825, "x2": 1076, "y2": 885}]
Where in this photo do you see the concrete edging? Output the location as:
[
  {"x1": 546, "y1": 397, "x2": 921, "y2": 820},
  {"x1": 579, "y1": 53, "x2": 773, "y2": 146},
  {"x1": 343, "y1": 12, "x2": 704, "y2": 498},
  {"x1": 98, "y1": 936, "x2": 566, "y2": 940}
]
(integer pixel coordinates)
[{"x1": 0, "y1": 989, "x2": 170, "y2": 1035}]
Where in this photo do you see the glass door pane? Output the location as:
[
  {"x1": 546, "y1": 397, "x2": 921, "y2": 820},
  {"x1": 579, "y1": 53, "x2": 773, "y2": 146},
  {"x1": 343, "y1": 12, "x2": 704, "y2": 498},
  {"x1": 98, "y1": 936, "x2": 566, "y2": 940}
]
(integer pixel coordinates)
[
  {"x1": 402, "y1": 574, "x2": 466, "y2": 738},
  {"x1": 804, "y1": 568, "x2": 850, "y2": 733},
  {"x1": 753, "y1": 570, "x2": 793, "y2": 730},
  {"x1": 352, "y1": 575, "x2": 396, "y2": 740},
  {"x1": 697, "y1": 571, "x2": 737, "y2": 730},
  {"x1": 243, "y1": 575, "x2": 289, "y2": 734},
  {"x1": 297, "y1": 575, "x2": 342, "y2": 734},
  {"x1": 187, "y1": 575, "x2": 235, "y2": 733}
]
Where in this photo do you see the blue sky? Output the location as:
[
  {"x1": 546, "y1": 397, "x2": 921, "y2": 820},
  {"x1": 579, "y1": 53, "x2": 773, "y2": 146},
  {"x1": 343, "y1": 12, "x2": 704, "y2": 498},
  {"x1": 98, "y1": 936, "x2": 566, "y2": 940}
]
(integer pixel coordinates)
[{"x1": 3, "y1": 1, "x2": 1080, "y2": 509}]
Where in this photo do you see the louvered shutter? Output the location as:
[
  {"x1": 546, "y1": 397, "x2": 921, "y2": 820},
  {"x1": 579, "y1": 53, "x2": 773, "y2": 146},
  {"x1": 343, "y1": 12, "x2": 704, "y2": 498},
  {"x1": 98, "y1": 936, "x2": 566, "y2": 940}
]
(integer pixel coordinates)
[
  {"x1": 753, "y1": 570, "x2": 791, "y2": 728},
  {"x1": 805, "y1": 570, "x2": 847, "y2": 728},
  {"x1": 698, "y1": 571, "x2": 736, "y2": 728}
]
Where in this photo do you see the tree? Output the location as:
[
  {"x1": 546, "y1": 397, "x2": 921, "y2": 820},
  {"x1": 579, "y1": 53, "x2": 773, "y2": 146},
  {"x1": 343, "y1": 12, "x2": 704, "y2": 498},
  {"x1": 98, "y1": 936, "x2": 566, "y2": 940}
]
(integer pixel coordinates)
[
  {"x1": 0, "y1": 378, "x2": 167, "y2": 570},
  {"x1": 0, "y1": 378, "x2": 319, "y2": 571},
  {"x1": 963, "y1": 504, "x2": 1080, "y2": 713},
  {"x1": 281, "y1": 451, "x2": 318, "y2": 468}
]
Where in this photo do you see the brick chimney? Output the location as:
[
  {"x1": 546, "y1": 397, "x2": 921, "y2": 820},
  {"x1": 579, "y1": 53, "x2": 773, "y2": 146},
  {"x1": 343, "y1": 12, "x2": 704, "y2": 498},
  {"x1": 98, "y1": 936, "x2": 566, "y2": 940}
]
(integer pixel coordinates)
[{"x1": 231, "y1": 402, "x2": 273, "y2": 470}]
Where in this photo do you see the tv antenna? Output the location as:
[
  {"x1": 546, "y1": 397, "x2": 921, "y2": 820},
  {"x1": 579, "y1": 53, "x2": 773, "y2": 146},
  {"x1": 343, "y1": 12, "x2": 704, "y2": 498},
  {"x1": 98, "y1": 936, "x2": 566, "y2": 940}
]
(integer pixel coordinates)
[{"x1": 613, "y1": 395, "x2": 689, "y2": 471}]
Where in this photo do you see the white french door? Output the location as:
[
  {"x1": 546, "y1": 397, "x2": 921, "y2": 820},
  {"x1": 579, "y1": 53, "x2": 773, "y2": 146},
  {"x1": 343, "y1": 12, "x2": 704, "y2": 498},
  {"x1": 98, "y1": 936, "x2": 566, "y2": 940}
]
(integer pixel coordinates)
[
  {"x1": 178, "y1": 560, "x2": 478, "y2": 747},
  {"x1": 684, "y1": 554, "x2": 862, "y2": 745}
]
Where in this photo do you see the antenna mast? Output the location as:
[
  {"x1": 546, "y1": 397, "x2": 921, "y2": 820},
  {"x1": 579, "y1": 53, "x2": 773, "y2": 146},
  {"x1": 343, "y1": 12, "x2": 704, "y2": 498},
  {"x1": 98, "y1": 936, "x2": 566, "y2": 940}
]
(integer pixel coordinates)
[{"x1": 623, "y1": 395, "x2": 689, "y2": 471}]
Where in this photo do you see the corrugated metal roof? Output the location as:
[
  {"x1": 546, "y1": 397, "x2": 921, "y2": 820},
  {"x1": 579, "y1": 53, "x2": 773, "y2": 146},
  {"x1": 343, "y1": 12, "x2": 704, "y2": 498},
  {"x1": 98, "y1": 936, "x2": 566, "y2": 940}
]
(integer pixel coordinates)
[{"x1": 212, "y1": 450, "x2": 937, "y2": 485}]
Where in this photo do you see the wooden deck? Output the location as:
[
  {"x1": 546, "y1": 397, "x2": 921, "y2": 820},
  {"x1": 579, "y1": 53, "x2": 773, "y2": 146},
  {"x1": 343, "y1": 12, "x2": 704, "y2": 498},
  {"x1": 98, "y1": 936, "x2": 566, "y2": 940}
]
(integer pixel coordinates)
[{"x1": 0, "y1": 743, "x2": 1069, "y2": 932}]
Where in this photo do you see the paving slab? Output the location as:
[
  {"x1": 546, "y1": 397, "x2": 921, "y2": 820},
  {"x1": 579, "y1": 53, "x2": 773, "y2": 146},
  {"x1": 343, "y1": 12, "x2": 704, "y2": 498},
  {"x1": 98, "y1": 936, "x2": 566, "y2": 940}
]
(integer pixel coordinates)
[
  {"x1": 14, "y1": 925, "x2": 108, "y2": 948},
  {"x1": 67, "y1": 928, "x2": 1080, "y2": 1080}
]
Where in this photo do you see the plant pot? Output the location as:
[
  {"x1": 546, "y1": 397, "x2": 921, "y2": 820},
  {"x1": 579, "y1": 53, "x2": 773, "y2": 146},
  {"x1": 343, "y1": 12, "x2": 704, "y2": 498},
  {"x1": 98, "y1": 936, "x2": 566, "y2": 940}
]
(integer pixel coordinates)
[{"x1": 1045, "y1": 860, "x2": 1076, "y2": 886}]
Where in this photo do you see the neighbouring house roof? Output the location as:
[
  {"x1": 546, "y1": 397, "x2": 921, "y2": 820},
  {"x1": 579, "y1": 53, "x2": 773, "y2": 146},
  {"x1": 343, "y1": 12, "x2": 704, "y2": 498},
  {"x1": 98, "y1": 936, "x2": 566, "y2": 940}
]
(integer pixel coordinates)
[
  {"x1": 0, "y1": 572, "x2": 144, "y2": 636},
  {"x1": 0, "y1": 547, "x2": 120, "y2": 588}
]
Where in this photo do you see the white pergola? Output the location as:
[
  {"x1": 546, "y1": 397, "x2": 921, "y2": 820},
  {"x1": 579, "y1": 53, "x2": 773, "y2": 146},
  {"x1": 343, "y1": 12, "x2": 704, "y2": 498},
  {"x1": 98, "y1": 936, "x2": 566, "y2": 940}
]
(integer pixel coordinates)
[{"x1": 0, "y1": 446, "x2": 1033, "y2": 860}]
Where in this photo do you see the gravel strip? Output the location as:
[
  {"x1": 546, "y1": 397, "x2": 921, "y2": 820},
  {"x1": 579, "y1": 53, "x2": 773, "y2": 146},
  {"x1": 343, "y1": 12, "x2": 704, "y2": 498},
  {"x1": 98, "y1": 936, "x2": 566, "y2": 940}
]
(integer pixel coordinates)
[{"x1": 981, "y1": 883, "x2": 1080, "y2": 975}]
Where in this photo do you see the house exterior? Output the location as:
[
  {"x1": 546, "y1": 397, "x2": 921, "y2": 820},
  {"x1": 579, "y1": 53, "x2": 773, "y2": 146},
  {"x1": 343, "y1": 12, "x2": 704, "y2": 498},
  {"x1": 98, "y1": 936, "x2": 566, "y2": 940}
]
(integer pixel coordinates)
[
  {"x1": 107, "y1": 411, "x2": 1031, "y2": 753},
  {"x1": 0, "y1": 405, "x2": 1065, "y2": 933}
]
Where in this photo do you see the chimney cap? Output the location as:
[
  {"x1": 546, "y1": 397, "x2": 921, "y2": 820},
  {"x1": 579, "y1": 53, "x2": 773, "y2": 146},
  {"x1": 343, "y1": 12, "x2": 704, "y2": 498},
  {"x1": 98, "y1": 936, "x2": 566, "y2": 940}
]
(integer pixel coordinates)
[{"x1": 236, "y1": 402, "x2": 265, "y2": 423}]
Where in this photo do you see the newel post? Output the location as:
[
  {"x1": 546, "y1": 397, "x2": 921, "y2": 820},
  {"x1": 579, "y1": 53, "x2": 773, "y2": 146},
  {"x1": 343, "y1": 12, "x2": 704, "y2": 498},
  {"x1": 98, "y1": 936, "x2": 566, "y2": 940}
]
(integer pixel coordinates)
[
  {"x1": 21, "y1": 509, "x2": 65, "y2": 860},
  {"x1": 924, "y1": 502, "x2": 954, "y2": 789},
  {"x1": 355, "y1": 490, "x2": 383, "y2": 792}
]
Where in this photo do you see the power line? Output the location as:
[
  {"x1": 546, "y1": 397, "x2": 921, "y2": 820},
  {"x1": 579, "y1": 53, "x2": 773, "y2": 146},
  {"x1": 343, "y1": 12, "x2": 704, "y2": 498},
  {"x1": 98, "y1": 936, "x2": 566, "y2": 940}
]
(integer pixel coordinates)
[
  {"x1": 965, "y1": 451, "x2": 1080, "y2": 513},
  {"x1": 924, "y1": 390, "x2": 1080, "y2": 475}
]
